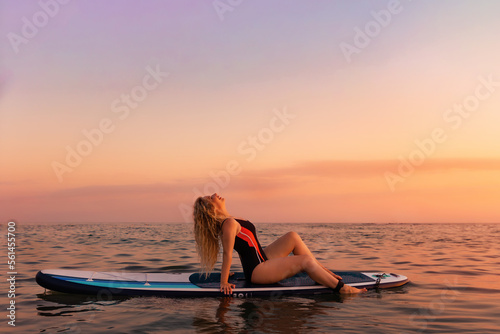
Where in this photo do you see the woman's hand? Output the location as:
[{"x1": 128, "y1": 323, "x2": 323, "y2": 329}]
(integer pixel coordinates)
[{"x1": 220, "y1": 281, "x2": 236, "y2": 295}]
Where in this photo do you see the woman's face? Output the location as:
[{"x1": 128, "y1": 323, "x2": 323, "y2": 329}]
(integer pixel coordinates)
[{"x1": 204, "y1": 193, "x2": 226, "y2": 214}]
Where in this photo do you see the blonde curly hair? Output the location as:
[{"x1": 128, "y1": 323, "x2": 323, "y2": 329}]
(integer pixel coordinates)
[{"x1": 193, "y1": 196, "x2": 228, "y2": 276}]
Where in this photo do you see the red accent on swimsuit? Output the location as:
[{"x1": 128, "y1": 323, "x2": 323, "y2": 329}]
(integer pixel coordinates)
[
  {"x1": 232, "y1": 219, "x2": 268, "y2": 281},
  {"x1": 237, "y1": 226, "x2": 266, "y2": 263}
]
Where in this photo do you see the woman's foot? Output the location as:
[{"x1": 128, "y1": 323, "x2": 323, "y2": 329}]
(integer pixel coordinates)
[{"x1": 340, "y1": 284, "x2": 367, "y2": 294}]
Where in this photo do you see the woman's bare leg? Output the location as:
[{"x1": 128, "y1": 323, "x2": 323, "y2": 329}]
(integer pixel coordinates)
[
  {"x1": 264, "y1": 232, "x2": 342, "y2": 280},
  {"x1": 251, "y1": 254, "x2": 365, "y2": 294}
]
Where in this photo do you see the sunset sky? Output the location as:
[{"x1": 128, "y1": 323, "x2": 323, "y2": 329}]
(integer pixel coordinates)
[{"x1": 1, "y1": 0, "x2": 500, "y2": 223}]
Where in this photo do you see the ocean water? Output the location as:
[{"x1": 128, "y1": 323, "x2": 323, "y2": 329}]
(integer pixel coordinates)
[{"x1": 3, "y1": 222, "x2": 500, "y2": 333}]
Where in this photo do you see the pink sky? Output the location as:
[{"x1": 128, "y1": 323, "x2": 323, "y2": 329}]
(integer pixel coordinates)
[{"x1": 1, "y1": 1, "x2": 500, "y2": 223}]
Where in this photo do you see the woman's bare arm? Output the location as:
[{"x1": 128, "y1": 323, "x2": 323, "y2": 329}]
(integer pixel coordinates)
[{"x1": 220, "y1": 218, "x2": 239, "y2": 294}]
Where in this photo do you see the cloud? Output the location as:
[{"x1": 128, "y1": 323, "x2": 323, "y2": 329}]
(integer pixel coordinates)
[
  {"x1": 4, "y1": 158, "x2": 500, "y2": 223},
  {"x1": 246, "y1": 158, "x2": 500, "y2": 179},
  {"x1": 49, "y1": 182, "x2": 186, "y2": 199},
  {"x1": 47, "y1": 158, "x2": 500, "y2": 200}
]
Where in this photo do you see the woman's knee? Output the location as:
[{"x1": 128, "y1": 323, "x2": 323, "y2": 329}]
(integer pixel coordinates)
[
  {"x1": 298, "y1": 254, "x2": 316, "y2": 271},
  {"x1": 285, "y1": 231, "x2": 302, "y2": 242}
]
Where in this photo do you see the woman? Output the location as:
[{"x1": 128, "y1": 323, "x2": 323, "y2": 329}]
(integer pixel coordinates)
[{"x1": 193, "y1": 193, "x2": 366, "y2": 295}]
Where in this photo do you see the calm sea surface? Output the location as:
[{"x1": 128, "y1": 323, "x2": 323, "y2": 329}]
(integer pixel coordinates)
[{"x1": 3, "y1": 222, "x2": 499, "y2": 333}]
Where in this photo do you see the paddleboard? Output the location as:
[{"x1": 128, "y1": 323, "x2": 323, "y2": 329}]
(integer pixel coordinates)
[{"x1": 36, "y1": 269, "x2": 408, "y2": 298}]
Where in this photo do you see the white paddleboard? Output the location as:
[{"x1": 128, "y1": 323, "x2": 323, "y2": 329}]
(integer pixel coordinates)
[{"x1": 36, "y1": 269, "x2": 409, "y2": 298}]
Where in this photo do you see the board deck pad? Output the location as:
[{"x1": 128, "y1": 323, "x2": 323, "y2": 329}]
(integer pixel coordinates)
[
  {"x1": 190, "y1": 271, "x2": 374, "y2": 289},
  {"x1": 36, "y1": 269, "x2": 409, "y2": 298}
]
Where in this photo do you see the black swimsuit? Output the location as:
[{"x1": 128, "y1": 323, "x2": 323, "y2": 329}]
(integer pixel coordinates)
[{"x1": 225, "y1": 218, "x2": 268, "y2": 281}]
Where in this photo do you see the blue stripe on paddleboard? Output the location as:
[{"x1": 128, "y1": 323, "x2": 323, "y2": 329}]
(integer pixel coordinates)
[{"x1": 52, "y1": 275, "x2": 200, "y2": 289}]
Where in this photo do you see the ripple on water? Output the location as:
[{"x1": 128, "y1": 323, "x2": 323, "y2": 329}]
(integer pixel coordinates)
[
  {"x1": 159, "y1": 265, "x2": 196, "y2": 272},
  {"x1": 120, "y1": 265, "x2": 152, "y2": 271},
  {"x1": 439, "y1": 269, "x2": 483, "y2": 276}
]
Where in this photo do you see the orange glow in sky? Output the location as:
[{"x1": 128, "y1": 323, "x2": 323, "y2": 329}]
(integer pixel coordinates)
[{"x1": 1, "y1": 1, "x2": 500, "y2": 223}]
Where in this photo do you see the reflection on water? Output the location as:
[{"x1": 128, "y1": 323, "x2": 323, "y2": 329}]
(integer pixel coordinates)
[{"x1": 8, "y1": 222, "x2": 500, "y2": 333}]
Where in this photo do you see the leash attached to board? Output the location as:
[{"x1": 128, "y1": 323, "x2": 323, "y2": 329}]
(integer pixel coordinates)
[{"x1": 374, "y1": 273, "x2": 386, "y2": 289}]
